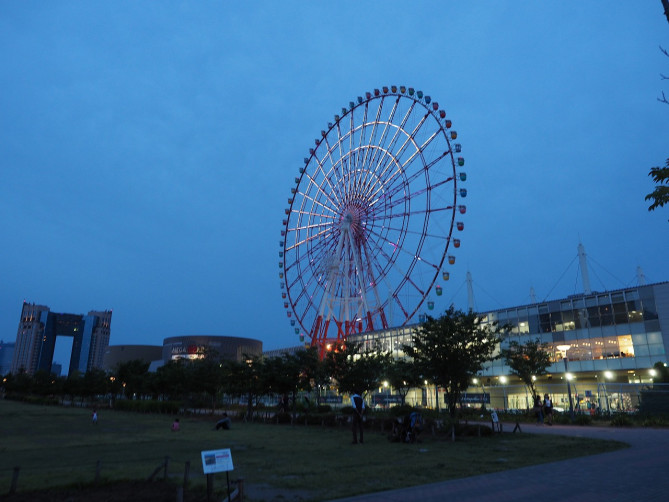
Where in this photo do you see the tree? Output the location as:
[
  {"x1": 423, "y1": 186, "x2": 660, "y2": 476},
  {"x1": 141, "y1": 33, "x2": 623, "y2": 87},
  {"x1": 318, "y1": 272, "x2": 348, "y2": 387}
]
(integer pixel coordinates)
[
  {"x1": 223, "y1": 356, "x2": 266, "y2": 421},
  {"x1": 653, "y1": 361, "x2": 669, "y2": 383},
  {"x1": 500, "y1": 338, "x2": 552, "y2": 404},
  {"x1": 326, "y1": 342, "x2": 389, "y2": 398},
  {"x1": 384, "y1": 358, "x2": 424, "y2": 406},
  {"x1": 645, "y1": 159, "x2": 669, "y2": 214},
  {"x1": 404, "y1": 306, "x2": 506, "y2": 420},
  {"x1": 114, "y1": 359, "x2": 150, "y2": 399}
]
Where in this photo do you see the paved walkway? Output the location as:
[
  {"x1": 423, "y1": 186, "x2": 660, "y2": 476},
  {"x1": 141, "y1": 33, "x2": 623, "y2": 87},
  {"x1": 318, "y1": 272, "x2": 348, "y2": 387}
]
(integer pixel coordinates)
[{"x1": 329, "y1": 422, "x2": 669, "y2": 502}]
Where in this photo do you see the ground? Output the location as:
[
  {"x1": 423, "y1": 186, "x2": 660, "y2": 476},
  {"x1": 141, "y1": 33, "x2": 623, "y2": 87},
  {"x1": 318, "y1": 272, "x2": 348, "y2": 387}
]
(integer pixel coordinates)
[{"x1": 3, "y1": 479, "x2": 313, "y2": 502}]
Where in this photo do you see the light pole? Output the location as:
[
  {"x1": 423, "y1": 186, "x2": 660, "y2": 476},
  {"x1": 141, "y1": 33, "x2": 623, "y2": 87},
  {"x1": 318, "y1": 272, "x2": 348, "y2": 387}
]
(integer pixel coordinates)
[
  {"x1": 499, "y1": 376, "x2": 508, "y2": 412},
  {"x1": 556, "y1": 344, "x2": 575, "y2": 421}
]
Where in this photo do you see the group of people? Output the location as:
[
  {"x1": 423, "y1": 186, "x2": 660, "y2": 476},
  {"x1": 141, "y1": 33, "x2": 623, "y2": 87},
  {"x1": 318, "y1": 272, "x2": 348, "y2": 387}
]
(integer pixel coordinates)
[{"x1": 533, "y1": 393, "x2": 553, "y2": 425}]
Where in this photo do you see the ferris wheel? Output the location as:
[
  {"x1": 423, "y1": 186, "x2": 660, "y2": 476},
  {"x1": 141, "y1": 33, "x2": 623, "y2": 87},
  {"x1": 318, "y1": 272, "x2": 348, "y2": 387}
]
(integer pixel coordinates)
[{"x1": 280, "y1": 86, "x2": 467, "y2": 355}]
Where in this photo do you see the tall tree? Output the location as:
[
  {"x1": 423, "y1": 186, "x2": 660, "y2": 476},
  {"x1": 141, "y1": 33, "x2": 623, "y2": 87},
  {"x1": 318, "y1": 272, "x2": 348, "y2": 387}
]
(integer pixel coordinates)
[
  {"x1": 500, "y1": 338, "x2": 552, "y2": 404},
  {"x1": 404, "y1": 306, "x2": 506, "y2": 420}
]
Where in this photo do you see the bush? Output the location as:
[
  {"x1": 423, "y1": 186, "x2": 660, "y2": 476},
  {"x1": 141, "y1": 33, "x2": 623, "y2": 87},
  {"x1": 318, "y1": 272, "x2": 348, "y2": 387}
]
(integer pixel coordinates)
[
  {"x1": 573, "y1": 413, "x2": 592, "y2": 426},
  {"x1": 610, "y1": 413, "x2": 633, "y2": 427}
]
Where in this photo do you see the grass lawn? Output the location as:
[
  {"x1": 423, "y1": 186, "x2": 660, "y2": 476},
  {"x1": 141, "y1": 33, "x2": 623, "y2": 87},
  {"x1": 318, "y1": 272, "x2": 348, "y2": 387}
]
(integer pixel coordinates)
[{"x1": 0, "y1": 400, "x2": 627, "y2": 501}]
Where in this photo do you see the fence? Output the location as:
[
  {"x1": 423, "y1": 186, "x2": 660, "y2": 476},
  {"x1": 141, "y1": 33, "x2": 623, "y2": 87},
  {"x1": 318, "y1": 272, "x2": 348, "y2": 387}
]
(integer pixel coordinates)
[{"x1": 1, "y1": 455, "x2": 244, "y2": 501}]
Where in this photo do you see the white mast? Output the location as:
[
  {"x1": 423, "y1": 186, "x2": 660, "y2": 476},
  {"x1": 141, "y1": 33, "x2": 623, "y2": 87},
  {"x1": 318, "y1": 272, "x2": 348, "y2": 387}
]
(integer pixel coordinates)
[
  {"x1": 530, "y1": 286, "x2": 537, "y2": 303},
  {"x1": 578, "y1": 242, "x2": 592, "y2": 294},
  {"x1": 466, "y1": 270, "x2": 475, "y2": 312},
  {"x1": 636, "y1": 266, "x2": 647, "y2": 286}
]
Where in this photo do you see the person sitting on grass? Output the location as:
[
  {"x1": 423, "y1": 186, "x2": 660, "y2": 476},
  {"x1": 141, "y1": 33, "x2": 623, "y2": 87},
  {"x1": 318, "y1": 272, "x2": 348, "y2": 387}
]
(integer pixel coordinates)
[
  {"x1": 215, "y1": 413, "x2": 232, "y2": 430},
  {"x1": 171, "y1": 418, "x2": 180, "y2": 432}
]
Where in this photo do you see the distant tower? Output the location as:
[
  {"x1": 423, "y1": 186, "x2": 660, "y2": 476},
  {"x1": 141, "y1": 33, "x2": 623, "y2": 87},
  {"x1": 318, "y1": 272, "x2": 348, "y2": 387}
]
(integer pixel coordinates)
[
  {"x1": 636, "y1": 266, "x2": 647, "y2": 286},
  {"x1": 530, "y1": 287, "x2": 537, "y2": 303},
  {"x1": 577, "y1": 242, "x2": 592, "y2": 294},
  {"x1": 466, "y1": 271, "x2": 475, "y2": 312}
]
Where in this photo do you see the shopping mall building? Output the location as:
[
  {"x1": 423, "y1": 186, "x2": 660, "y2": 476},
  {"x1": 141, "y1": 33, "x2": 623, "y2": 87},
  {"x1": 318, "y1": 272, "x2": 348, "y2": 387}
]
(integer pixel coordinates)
[{"x1": 348, "y1": 280, "x2": 669, "y2": 413}]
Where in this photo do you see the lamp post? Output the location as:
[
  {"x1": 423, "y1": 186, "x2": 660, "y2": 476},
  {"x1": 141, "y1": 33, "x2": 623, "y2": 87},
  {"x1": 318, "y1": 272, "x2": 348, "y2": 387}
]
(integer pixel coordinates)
[
  {"x1": 556, "y1": 344, "x2": 575, "y2": 421},
  {"x1": 499, "y1": 376, "x2": 508, "y2": 412}
]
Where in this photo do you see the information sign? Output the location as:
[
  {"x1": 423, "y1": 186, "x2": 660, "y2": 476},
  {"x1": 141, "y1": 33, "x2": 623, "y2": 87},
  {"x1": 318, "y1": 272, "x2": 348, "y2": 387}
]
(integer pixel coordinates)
[{"x1": 201, "y1": 448, "x2": 234, "y2": 474}]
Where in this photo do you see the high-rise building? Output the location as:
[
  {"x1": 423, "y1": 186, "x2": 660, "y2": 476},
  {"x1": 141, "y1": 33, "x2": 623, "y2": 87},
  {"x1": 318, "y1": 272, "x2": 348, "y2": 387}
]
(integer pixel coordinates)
[
  {"x1": 11, "y1": 302, "x2": 112, "y2": 376},
  {"x1": 0, "y1": 340, "x2": 15, "y2": 375}
]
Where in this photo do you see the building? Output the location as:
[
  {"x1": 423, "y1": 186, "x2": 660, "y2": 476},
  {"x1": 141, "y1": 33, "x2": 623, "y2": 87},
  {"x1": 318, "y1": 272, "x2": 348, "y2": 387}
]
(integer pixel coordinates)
[
  {"x1": 0, "y1": 340, "x2": 15, "y2": 376},
  {"x1": 11, "y1": 302, "x2": 112, "y2": 376},
  {"x1": 102, "y1": 345, "x2": 163, "y2": 371},
  {"x1": 162, "y1": 335, "x2": 262, "y2": 364},
  {"x1": 349, "y1": 281, "x2": 669, "y2": 412}
]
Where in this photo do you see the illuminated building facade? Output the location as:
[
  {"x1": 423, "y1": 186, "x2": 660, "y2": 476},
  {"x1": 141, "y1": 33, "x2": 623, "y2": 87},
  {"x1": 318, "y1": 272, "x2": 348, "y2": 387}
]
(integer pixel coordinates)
[
  {"x1": 349, "y1": 281, "x2": 669, "y2": 411},
  {"x1": 162, "y1": 335, "x2": 262, "y2": 364},
  {"x1": 10, "y1": 302, "x2": 112, "y2": 376}
]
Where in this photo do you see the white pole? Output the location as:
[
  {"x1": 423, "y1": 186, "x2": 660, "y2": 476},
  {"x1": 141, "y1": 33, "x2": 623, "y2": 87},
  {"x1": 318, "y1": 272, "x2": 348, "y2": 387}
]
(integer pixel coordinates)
[
  {"x1": 578, "y1": 242, "x2": 592, "y2": 295},
  {"x1": 466, "y1": 271, "x2": 474, "y2": 312}
]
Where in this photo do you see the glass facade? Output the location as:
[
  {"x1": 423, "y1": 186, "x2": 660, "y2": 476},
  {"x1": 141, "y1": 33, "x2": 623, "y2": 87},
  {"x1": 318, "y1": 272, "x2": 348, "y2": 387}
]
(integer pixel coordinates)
[
  {"x1": 483, "y1": 282, "x2": 669, "y2": 377},
  {"x1": 348, "y1": 282, "x2": 669, "y2": 380}
]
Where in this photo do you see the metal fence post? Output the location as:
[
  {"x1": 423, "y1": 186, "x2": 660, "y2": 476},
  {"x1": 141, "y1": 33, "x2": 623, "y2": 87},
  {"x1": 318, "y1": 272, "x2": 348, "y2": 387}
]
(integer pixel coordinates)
[{"x1": 9, "y1": 466, "x2": 20, "y2": 494}]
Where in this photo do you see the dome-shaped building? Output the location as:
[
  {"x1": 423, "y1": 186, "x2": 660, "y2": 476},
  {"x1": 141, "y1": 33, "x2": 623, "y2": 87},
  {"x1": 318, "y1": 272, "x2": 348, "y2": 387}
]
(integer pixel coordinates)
[{"x1": 162, "y1": 335, "x2": 262, "y2": 364}]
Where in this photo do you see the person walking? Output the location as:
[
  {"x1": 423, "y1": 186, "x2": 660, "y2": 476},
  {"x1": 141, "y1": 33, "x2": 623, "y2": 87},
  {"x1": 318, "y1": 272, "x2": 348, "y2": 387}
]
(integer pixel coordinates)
[
  {"x1": 350, "y1": 391, "x2": 365, "y2": 444},
  {"x1": 92, "y1": 409, "x2": 98, "y2": 425}
]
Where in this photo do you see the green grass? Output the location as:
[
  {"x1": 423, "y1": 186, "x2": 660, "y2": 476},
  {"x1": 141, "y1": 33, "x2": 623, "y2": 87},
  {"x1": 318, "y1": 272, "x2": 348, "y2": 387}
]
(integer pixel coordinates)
[{"x1": 0, "y1": 400, "x2": 627, "y2": 501}]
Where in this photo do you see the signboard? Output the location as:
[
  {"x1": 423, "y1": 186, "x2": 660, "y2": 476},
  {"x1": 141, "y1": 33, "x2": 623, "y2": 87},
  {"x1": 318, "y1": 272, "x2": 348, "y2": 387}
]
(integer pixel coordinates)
[
  {"x1": 201, "y1": 448, "x2": 234, "y2": 474},
  {"x1": 451, "y1": 393, "x2": 490, "y2": 404},
  {"x1": 372, "y1": 394, "x2": 403, "y2": 405},
  {"x1": 321, "y1": 395, "x2": 343, "y2": 404}
]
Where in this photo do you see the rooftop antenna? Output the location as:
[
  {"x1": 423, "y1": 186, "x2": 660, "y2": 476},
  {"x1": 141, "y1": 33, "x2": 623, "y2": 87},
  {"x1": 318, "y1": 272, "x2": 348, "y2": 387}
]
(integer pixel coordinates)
[
  {"x1": 530, "y1": 286, "x2": 537, "y2": 303},
  {"x1": 636, "y1": 266, "x2": 647, "y2": 286},
  {"x1": 466, "y1": 270, "x2": 475, "y2": 312},
  {"x1": 577, "y1": 242, "x2": 592, "y2": 294}
]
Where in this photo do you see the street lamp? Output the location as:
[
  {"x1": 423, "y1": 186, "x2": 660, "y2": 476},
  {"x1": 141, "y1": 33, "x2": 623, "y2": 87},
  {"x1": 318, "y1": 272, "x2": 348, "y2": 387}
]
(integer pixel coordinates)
[
  {"x1": 499, "y1": 376, "x2": 508, "y2": 412},
  {"x1": 556, "y1": 344, "x2": 575, "y2": 421}
]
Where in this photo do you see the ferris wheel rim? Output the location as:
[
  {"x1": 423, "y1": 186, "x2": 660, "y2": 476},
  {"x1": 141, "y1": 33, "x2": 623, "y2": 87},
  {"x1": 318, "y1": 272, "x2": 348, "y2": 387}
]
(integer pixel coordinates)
[{"x1": 281, "y1": 86, "x2": 465, "y2": 345}]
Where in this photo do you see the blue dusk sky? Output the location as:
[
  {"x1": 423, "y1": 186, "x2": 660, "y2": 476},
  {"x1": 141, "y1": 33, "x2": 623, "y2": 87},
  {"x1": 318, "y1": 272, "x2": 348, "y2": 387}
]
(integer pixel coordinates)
[{"x1": 1, "y1": 1, "x2": 668, "y2": 356}]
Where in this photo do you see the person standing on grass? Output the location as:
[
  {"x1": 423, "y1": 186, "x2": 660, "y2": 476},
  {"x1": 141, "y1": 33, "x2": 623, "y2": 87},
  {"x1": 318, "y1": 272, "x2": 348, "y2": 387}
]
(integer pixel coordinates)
[
  {"x1": 171, "y1": 418, "x2": 180, "y2": 432},
  {"x1": 350, "y1": 391, "x2": 365, "y2": 444},
  {"x1": 534, "y1": 394, "x2": 544, "y2": 424},
  {"x1": 92, "y1": 409, "x2": 98, "y2": 424},
  {"x1": 544, "y1": 394, "x2": 553, "y2": 425}
]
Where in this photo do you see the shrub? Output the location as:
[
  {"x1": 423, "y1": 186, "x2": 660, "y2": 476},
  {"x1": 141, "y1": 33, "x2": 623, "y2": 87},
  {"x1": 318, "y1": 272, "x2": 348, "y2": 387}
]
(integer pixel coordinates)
[
  {"x1": 573, "y1": 413, "x2": 592, "y2": 426},
  {"x1": 610, "y1": 413, "x2": 633, "y2": 427}
]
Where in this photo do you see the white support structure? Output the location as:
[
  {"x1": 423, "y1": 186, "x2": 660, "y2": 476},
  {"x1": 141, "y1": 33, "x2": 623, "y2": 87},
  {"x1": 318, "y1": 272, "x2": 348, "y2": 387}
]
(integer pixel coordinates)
[
  {"x1": 466, "y1": 270, "x2": 474, "y2": 312},
  {"x1": 577, "y1": 242, "x2": 592, "y2": 295},
  {"x1": 636, "y1": 266, "x2": 647, "y2": 286},
  {"x1": 530, "y1": 286, "x2": 537, "y2": 304}
]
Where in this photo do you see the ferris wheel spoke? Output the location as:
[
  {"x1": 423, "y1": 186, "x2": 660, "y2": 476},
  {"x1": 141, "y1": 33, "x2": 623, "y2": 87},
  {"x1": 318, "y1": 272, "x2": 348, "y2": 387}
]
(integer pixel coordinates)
[
  {"x1": 368, "y1": 104, "x2": 420, "y2": 184},
  {"x1": 364, "y1": 224, "x2": 441, "y2": 274},
  {"x1": 298, "y1": 171, "x2": 343, "y2": 214},
  {"x1": 364, "y1": 97, "x2": 400, "y2": 178},
  {"x1": 310, "y1": 154, "x2": 345, "y2": 207},
  {"x1": 285, "y1": 226, "x2": 333, "y2": 254},
  {"x1": 371, "y1": 114, "x2": 431, "y2": 192},
  {"x1": 371, "y1": 242, "x2": 422, "y2": 317},
  {"x1": 371, "y1": 172, "x2": 454, "y2": 216},
  {"x1": 358, "y1": 101, "x2": 387, "y2": 181}
]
